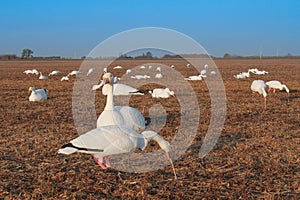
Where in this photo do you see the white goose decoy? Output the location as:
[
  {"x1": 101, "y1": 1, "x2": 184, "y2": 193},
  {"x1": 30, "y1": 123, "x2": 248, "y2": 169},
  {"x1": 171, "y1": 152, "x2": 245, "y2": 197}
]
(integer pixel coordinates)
[
  {"x1": 61, "y1": 75, "x2": 70, "y2": 81},
  {"x1": 131, "y1": 75, "x2": 150, "y2": 79},
  {"x1": 248, "y1": 68, "x2": 258, "y2": 74},
  {"x1": 32, "y1": 69, "x2": 39, "y2": 75},
  {"x1": 49, "y1": 70, "x2": 61, "y2": 76},
  {"x1": 86, "y1": 68, "x2": 94, "y2": 76},
  {"x1": 155, "y1": 73, "x2": 163, "y2": 79},
  {"x1": 39, "y1": 72, "x2": 47, "y2": 79},
  {"x1": 113, "y1": 65, "x2": 122, "y2": 69},
  {"x1": 210, "y1": 71, "x2": 217, "y2": 76},
  {"x1": 150, "y1": 88, "x2": 175, "y2": 98},
  {"x1": 241, "y1": 71, "x2": 250, "y2": 78},
  {"x1": 68, "y1": 70, "x2": 81, "y2": 76},
  {"x1": 23, "y1": 69, "x2": 38, "y2": 75},
  {"x1": 23, "y1": 70, "x2": 32, "y2": 75},
  {"x1": 28, "y1": 86, "x2": 48, "y2": 101},
  {"x1": 95, "y1": 73, "x2": 147, "y2": 132},
  {"x1": 184, "y1": 74, "x2": 205, "y2": 81},
  {"x1": 104, "y1": 67, "x2": 108, "y2": 73},
  {"x1": 96, "y1": 74, "x2": 124, "y2": 128},
  {"x1": 200, "y1": 69, "x2": 207, "y2": 76},
  {"x1": 256, "y1": 70, "x2": 268, "y2": 75},
  {"x1": 266, "y1": 80, "x2": 289, "y2": 93},
  {"x1": 234, "y1": 74, "x2": 245, "y2": 79},
  {"x1": 234, "y1": 71, "x2": 250, "y2": 79},
  {"x1": 58, "y1": 125, "x2": 172, "y2": 170},
  {"x1": 126, "y1": 69, "x2": 132, "y2": 74},
  {"x1": 251, "y1": 80, "x2": 267, "y2": 109},
  {"x1": 250, "y1": 69, "x2": 268, "y2": 75}
]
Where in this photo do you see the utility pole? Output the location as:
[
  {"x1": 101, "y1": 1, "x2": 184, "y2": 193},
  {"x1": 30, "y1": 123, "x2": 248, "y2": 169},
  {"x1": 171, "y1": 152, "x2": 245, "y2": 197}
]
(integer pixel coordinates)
[{"x1": 259, "y1": 46, "x2": 263, "y2": 60}]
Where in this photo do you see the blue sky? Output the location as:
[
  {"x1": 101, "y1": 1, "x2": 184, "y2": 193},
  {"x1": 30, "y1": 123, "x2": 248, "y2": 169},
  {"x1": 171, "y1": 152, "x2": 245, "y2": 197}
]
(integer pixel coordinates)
[{"x1": 1, "y1": 0, "x2": 299, "y2": 58}]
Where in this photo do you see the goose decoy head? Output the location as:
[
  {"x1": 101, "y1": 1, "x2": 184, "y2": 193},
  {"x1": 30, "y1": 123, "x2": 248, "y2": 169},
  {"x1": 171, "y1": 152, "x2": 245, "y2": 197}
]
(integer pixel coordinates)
[
  {"x1": 28, "y1": 86, "x2": 35, "y2": 94},
  {"x1": 102, "y1": 72, "x2": 114, "y2": 85}
]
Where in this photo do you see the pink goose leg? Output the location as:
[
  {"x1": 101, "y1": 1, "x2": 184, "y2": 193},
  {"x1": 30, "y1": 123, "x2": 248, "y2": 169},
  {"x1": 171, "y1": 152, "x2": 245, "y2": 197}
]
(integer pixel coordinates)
[{"x1": 93, "y1": 156, "x2": 108, "y2": 169}]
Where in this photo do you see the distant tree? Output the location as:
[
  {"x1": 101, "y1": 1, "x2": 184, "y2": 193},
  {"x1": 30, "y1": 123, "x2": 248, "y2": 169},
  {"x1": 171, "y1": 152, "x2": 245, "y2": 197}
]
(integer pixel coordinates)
[
  {"x1": 223, "y1": 53, "x2": 231, "y2": 58},
  {"x1": 21, "y1": 49, "x2": 34, "y2": 59},
  {"x1": 145, "y1": 51, "x2": 153, "y2": 58}
]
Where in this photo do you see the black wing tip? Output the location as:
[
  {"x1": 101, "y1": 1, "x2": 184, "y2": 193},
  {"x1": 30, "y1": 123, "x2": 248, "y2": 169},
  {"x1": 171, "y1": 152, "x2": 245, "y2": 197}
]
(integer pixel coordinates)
[
  {"x1": 60, "y1": 143, "x2": 73, "y2": 149},
  {"x1": 60, "y1": 143, "x2": 104, "y2": 152},
  {"x1": 145, "y1": 117, "x2": 151, "y2": 126}
]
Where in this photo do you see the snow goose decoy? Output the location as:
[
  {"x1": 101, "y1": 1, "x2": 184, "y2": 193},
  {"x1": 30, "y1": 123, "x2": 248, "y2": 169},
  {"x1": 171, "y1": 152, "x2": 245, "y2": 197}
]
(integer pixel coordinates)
[
  {"x1": 126, "y1": 69, "x2": 132, "y2": 74},
  {"x1": 131, "y1": 75, "x2": 150, "y2": 80},
  {"x1": 266, "y1": 80, "x2": 289, "y2": 93},
  {"x1": 95, "y1": 73, "x2": 147, "y2": 132},
  {"x1": 32, "y1": 69, "x2": 39, "y2": 75},
  {"x1": 68, "y1": 70, "x2": 81, "y2": 76},
  {"x1": 155, "y1": 73, "x2": 163, "y2": 79},
  {"x1": 96, "y1": 73, "x2": 125, "y2": 128},
  {"x1": 184, "y1": 74, "x2": 205, "y2": 81},
  {"x1": 28, "y1": 86, "x2": 48, "y2": 101},
  {"x1": 23, "y1": 69, "x2": 37, "y2": 75},
  {"x1": 86, "y1": 68, "x2": 94, "y2": 76},
  {"x1": 113, "y1": 65, "x2": 122, "y2": 69},
  {"x1": 23, "y1": 70, "x2": 32, "y2": 74},
  {"x1": 251, "y1": 69, "x2": 268, "y2": 75},
  {"x1": 200, "y1": 69, "x2": 207, "y2": 76},
  {"x1": 103, "y1": 67, "x2": 108, "y2": 73},
  {"x1": 257, "y1": 70, "x2": 268, "y2": 75},
  {"x1": 234, "y1": 71, "x2": 250, "y2": 79},
  {"x1": 57, "y1": 125, "x2": 176, "y2": 178},
  {"x1": 49, "y1": 70, "x2": 61, "y2": 76},
  {"x1": 251, "y1": 80, "x2": 267, "y2": 109},
  {"x1": 210, "y1": 71, "x2": 217, "y2": 76},
  {"x1": 24, "y1": 69, "x2": 39, "y2": 75},
  {"x1": 61, "y1": 75, "x2": 70, "y2": 81},
  {"x1": 39, "y1": 72, "x2": 47, "y2": 79},
  {"x1": 150, "y1": 88, "x2": 175, "y2": 98}
]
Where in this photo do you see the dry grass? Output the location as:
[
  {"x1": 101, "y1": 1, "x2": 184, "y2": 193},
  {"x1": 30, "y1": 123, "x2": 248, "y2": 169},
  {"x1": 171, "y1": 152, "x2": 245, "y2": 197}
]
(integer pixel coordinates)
[{"x1": 0, "y1": 58, "x2": 299, "y2": 199}]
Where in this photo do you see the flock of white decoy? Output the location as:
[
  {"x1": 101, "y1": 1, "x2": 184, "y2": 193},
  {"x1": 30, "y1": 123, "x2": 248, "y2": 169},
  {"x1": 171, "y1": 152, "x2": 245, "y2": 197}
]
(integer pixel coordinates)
[
  {"x1": 24, "y1": 65, "x2": 180, "y2": 177},
  {"x1": 185, "y1": 64, "x2": 217, "y2": 80},
  {"x1": 24, "y1": 68, "x2": 82, "y2": 81},
  {"x1": 24, "y1": 63, "x2": 289, "y2": 177},
  {"x1": 25, "y1": 64, "x2": 193, "y2": 101},
  {"x1": 233, "y1": 68, "x2": 290, "y2": 109},
  {"x1": 234, "y1": 68, "x2": 269, "y2": 79},
  {"x1": 250, "y1": 79, "x2": 290, "y2": 109}
]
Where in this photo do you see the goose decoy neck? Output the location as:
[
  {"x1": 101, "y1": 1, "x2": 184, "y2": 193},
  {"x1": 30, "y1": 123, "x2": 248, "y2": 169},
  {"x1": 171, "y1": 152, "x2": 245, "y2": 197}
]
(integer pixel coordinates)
[{"x1": 142, "y1": 131, "x2": 171, "y2": 153}]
